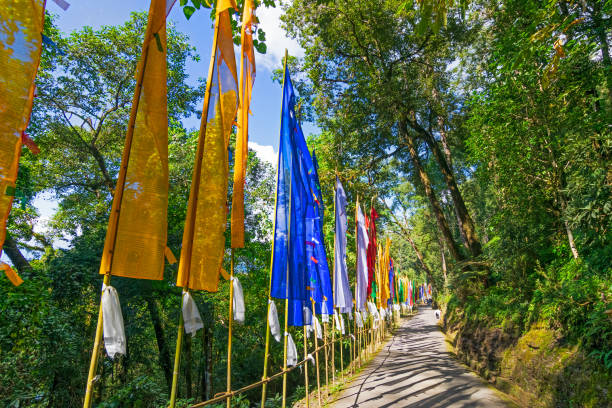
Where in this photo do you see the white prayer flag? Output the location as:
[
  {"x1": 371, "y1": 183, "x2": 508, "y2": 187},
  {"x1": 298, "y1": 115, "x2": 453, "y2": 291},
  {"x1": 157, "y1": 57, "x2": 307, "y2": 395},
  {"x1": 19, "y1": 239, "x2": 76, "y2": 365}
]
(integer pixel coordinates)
[{"x1": 102, "y1": 285, "x2": 126, "y2": 359}]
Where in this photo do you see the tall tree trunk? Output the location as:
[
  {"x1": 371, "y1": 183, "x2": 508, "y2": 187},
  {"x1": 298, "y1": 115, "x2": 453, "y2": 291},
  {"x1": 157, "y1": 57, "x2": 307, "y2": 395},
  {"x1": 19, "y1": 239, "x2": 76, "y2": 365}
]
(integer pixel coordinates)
[
  {"x1": 432, "y1": 88, "x2": 473, "y2": 253},
  {"x1": 400, "y1": 121, "x2": 465, "y2": 262},
  {"x1": 564, "y1": 219, "x2": 579, "y2": 259},
  {"x1": 591, "y1": 1, "x2": 612, "y2": 106},
  {"x1": 386, "y1": 205, "x2": 435, "y2": 281},
  {"x1": 408, "y1": 118, "x2": 483, "y2": 258},
  {"x1": 3, "y1": 235, "x2": 32, "y2": 273},
  {"x1": 438, "y1": 235, "x2": 448, "y2": 286},
  {"x1": 145, "y1": 296, "x2": 172, "y2": 392}
]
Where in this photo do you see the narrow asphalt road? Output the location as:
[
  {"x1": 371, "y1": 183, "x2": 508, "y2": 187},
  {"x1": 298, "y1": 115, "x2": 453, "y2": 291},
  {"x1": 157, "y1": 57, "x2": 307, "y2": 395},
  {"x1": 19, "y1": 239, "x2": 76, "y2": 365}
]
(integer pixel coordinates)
[{"x1": 330, "y1": 306, "x2": 512, "y2": 408}]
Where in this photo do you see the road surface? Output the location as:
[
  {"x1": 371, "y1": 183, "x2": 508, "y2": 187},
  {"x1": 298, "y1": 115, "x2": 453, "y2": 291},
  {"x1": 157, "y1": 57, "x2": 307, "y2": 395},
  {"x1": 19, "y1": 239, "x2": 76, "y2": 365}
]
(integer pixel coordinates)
[{"x1": 330, "y1": 306, "x2": 513, "y2": 408}]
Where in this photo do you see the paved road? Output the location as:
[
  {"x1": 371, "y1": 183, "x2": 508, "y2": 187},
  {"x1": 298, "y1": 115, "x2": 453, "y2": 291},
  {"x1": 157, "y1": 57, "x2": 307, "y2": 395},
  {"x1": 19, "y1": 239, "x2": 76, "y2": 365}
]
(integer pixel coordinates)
[{"x1": 331, "y1": 306, "x2": 512, "y2": 408}]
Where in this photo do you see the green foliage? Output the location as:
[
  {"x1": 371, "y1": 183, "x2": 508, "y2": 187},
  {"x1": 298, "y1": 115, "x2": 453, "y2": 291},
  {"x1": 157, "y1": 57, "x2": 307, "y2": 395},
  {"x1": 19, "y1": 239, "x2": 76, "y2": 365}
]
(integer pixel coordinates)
[{"x1": 1, "y1": 0, "x2": 610, "y2": 406}]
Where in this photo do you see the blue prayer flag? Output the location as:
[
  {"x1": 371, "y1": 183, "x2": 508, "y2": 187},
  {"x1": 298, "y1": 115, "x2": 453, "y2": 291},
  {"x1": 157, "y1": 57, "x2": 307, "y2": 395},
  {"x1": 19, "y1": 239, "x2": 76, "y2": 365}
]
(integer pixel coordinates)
[{"x1": 270, "y1": 66, "x2": 319, "y2": 326}]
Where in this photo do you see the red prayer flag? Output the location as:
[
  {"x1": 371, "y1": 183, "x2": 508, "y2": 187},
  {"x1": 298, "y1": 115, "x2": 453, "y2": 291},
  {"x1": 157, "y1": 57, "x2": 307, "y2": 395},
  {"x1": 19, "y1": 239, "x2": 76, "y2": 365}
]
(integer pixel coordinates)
[{"x1": 366, "y1": 206, "x2": 379, "y2": 297}]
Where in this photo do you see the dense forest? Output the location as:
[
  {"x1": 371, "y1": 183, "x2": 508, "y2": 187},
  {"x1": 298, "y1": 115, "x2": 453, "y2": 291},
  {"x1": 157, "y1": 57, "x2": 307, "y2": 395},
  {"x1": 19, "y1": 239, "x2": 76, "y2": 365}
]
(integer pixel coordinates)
[{"x1": 0, "y1": 0, "x2": 610, "y2": 407}]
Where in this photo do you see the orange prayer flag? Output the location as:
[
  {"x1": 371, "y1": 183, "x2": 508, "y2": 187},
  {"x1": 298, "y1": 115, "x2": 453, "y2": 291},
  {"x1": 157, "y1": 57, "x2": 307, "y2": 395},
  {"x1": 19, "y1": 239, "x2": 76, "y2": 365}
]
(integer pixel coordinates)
[
  {"x1": 230, "y1": 0, "x2": 256, "y2": 249},
  {"x1": 98, "y1": 0, "x2": 172, "y2": 280},
  {"x1": 177, "y1": 0, "x2": 239, "y2": 291},
  {"x1": 0, "y1": 1, "x2": 45, "y2": 283}
]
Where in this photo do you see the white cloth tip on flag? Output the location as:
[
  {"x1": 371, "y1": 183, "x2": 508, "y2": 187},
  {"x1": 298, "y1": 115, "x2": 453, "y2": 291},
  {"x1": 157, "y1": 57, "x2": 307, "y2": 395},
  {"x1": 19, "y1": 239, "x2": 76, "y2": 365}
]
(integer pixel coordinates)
[
  {"x1": 303, "y1": 305, "x2": 313, "y2": 323},
  {"x1": 348, "y1": 310, "x2": 353, "y2": 320},
  {"x1": 286, "y1": 332, "x2": 298, "y2": 367},
  {"x1": 183, "y1": 291, "x2": 204, "y2": 337},
  {"x1": 232, "y1": 277, "x2": 245, "y2": 324},
  {"x1": 355, "y1": 311, "x2": 363, "y2": 328},
  {"x1": 334, "y1": 311, "x2": 341, "y2": 329},
  {"x1": 52, "y1": 0, "x2": 70, "y2": 10},
  {"x1": 306, "y1": 354, "x2": 315, "y2": 365},
  {"x1": 101, "y1": 285, "x2": 126, "y2": 359},
  {"x1": 268, "y1": 300, "x2": 281, "y2": 342},
  {"x1": 305, "y1": 324, "x2": 313, "y2": 338},
  {"x1": 313, "y1": 316, "x2": 323, "y2": 340},
  {"x1": 322, "y1": 313, "x2": 329, "y2": 323},
  {"x1": 340, "y1": 314, "x2": 345, "y2": 335}
]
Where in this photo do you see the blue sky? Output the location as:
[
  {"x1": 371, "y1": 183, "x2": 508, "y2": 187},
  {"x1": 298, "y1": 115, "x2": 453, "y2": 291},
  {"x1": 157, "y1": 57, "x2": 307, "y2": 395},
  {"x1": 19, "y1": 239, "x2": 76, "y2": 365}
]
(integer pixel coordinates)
[
  {"x1": 48, "y1": 0, "x2": 318, "y2": 162},
  {"x1": 28, "y1": 0, "x2": 321, "y2": 246}
]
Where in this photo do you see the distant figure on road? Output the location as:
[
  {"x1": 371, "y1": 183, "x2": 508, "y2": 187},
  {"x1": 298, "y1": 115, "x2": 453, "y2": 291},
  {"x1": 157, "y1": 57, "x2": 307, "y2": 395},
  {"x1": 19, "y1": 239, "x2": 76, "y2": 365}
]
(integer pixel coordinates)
[{"x1": 434, "y1": 309, "x2": 441, "y2": 320}]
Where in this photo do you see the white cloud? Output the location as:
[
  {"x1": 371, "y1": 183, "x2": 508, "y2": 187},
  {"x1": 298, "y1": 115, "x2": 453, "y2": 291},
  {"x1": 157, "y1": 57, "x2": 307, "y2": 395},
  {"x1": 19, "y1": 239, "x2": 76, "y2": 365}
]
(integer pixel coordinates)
[
  {"x1": 256, "y1": 5, "x2": 304, "y2": 72},
  {"x1": 248, "y1": 141, "x2": 277, "y2": 164}
]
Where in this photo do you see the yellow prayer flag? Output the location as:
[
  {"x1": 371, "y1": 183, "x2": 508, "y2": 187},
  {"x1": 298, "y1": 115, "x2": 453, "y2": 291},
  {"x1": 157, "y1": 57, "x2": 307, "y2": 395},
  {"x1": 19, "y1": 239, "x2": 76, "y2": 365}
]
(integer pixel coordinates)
[
  {"x1": 0, "y1": 1, "x2": 45, "y2": 285},
  {"x1": 230, "y1": 0, "x2": 256, "y2": 249},
  {"x1": 98, "y1": 0, "x2": 170, "y2": 280},
  {"x1": 1, "y1": 262, "x2": 23, "y2": 286},
  {"x1": 177, "y1": 1, "x2": 239, "y2": 292}
]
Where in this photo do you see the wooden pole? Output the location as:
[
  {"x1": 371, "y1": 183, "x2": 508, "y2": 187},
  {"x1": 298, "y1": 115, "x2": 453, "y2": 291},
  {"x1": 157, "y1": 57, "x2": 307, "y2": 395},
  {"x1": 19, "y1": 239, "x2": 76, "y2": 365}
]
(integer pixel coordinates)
[
  {"x1": 281, "y1": 297, "x2": 289, "y2": 408},
  {"x1": 311, "y1": 299, "x2": 322, "y2": 407},
  {"x1": 226, "y1": 250, "x2": 235, "y2": 408},
  {"x1": 323, "y1": 320, "x2": 329, "y2": 391},
  {"x1": 170, "y1": 8, "x2": 222, "y2": 407},
  {"x1": 331, "y1": 177, "x2": 337, "y2": 384},
  {"x1": 83, "y1": 3, "x2": 159, "y2": 406},
  {"x1": 281, "y1": 57, "x2": 292, "y2": 407},
  {"x1": 170, "y1": 292, "x2": 186, "y2": 407},
  {"x1": 303, "y1": 325, "x2": 310, "y2": 408},
  {"x1": 83, "y1": 274, "x2": 110, "y2": 408},
  {"x1": 353, "y1": 304, "x2": 357, "y2": 373},
  {"x1": 260, "y1": 49, "x2": 288, "y2": 408},
  {"x1": 339, "y1": 320, "x2": 343, "y2": 380}
]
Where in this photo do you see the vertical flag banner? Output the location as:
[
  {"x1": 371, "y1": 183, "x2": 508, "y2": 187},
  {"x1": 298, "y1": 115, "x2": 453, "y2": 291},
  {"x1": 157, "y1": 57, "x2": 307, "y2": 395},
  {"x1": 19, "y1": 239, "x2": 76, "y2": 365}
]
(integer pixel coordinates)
[
  {"x1": 311, "y1": 151, "x2": 333, "y2": 316},
  {"x1": 355, "y1": 200, "x2": 369, "y2": 311},
  {"x1": 389, "y1": 259, "x2": 395, "y2": 304},
  {"x1": 99, "y1": 0, "x2": 171, "y2": 280},
  {"x1": 269, "y1": 65, "x2": 315, "y2": 324},
  {"x1": 397, "y1": 279, "x2": 406, "y2": 303},
  {"x1": 0, "y1": 0, "x2": 45, "y2": 284},
  {"x1": 381, "y1": 237, "x2": 391, "y2": 306},
  {"x1": 366, "y1": 207, "x2": 379, "y2": 296},
  {"x1": 334, "y1": 177, "x2": 353, "y2": 313},
  {"x1": 230, "y1": 0, "x2": 256, "y2": 248},
  {"x1": 177, "y1": 0, "x2": 239, "y2": 291}
]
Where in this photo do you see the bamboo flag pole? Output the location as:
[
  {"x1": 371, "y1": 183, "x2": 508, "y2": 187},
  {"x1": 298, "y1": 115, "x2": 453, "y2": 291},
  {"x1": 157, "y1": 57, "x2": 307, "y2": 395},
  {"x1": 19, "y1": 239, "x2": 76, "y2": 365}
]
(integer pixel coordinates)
[
  {"x1": 339, "y1": 322, "x2": 343, "y2": 380},
  {"x1": 311, "y1": 299, "x2": 322, "y2": 407},
  {"x1": 261, "y1": 50, "x2": 289, "y2": 408},
  {"x1": 169, "y1": 10, "x2": 222, "y2": 408},
  {"x1": 349, "y1": 313, "x2": 353, "y2": 375},
  {"x1": 352, "y1": 303, "x2": 357, "y2": 372},
  {"x1": 170, "y1": 292, "x2": 186, "y2": 406},
  {"x1": 348, "y1": 311, "x2": 353, "y2": 375},
  {"x1": 331, "y1": 176, "x2": 337, "y2": 385},
  {"x1": 280, "y1": 48, "x2": 292, "y2": 408},
  {"x1": 303, "y1": 324, "x2": 310, "y2": 408},
  {"x1": 226, "y1": 0, "x2": 253, "y2": 399},
  {"x1": 281, "y1": 297, "x2": 289, "y2": 408},
  {"x1": 226, "y1": 250, "x2": 235, "y2": 408},
  {"x1": 324, "y1": 320, "x2": 329, "y2": 390},
  {"x1": 82, "y1": 7, "x2": 156, "y2": 407}
]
